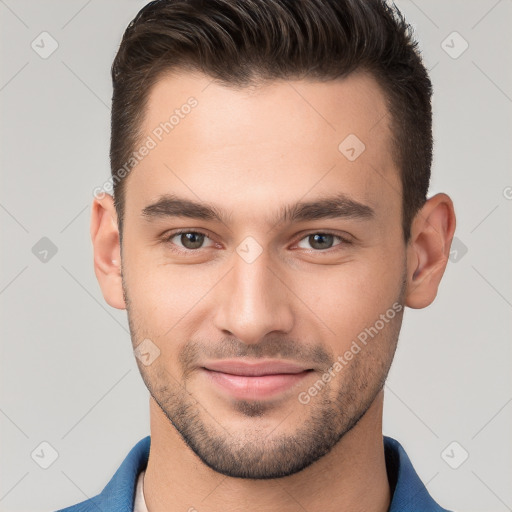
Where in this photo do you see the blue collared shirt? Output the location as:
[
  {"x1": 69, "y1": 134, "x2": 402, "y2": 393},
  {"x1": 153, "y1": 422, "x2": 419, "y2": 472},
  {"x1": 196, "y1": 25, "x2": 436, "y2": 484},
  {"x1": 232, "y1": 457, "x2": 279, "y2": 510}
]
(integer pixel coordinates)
[{"x1": 55, "y1": 435, "x2": 452, "y2": 511}]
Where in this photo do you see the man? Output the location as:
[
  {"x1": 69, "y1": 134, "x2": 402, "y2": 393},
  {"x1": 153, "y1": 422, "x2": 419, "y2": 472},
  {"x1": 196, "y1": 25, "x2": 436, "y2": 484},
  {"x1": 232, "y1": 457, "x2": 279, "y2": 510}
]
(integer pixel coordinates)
[{"x1": 57, "y1": 0, "x2": 456, "y2": 510}]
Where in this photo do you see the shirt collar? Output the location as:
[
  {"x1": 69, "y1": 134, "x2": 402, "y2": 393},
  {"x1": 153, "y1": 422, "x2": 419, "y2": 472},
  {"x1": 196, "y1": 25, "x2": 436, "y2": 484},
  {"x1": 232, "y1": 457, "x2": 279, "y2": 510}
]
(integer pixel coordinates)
[
  {"x1": 57, "y1": 435, "x2": 451, "y2": 511},
  {"x1": 384, "y1": 436, "x2": 451, "y2": 511}
]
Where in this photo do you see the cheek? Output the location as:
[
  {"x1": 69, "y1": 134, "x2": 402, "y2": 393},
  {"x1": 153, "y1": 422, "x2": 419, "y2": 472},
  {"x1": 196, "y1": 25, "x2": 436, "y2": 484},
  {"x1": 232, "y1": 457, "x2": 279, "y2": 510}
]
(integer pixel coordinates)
[
  {"x1": 128, "y1": 273, "x2": 194, "y2": 336},
  {"x1": 298, "y1": 255, "x2": 404, "y2": 345},
  {"x1": 123, "y1": 244, "x2": 218, "y2": 340}
]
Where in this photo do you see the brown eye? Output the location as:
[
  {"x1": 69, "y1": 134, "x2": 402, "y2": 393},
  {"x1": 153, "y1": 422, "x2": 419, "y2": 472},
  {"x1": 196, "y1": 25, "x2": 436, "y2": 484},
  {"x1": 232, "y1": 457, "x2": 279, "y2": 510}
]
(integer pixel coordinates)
[
  {"x1": 165, "y1": 230, "x2": 214, "y2": 251},
  {"x1": 179, "y1": 232, "x2": 205, "y2": 249}
]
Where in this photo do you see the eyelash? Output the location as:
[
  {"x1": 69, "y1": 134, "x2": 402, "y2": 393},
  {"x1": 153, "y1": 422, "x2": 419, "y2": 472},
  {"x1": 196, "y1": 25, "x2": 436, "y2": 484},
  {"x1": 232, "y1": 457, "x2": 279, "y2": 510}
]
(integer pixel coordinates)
[{"x1": 162, "y1": 229, "x2": 353, "y2": 255}]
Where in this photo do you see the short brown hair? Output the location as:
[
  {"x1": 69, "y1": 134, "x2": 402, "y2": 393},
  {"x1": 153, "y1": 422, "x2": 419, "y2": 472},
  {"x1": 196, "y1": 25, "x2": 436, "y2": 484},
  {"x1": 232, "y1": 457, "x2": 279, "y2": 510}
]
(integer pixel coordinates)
[{"x1": 110, "y1": 0, "x2": 433, "y2": 242}]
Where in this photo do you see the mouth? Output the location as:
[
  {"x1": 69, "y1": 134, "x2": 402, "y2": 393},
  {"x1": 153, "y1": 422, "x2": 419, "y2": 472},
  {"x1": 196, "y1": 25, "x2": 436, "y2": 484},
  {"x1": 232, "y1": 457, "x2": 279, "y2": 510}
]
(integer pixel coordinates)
[
  {"x1": 201, "y1": 359, "x2": 314, "y2": 400},
  {"x1": 202, "y1": 359, "x2": 313, "y2": 375}
]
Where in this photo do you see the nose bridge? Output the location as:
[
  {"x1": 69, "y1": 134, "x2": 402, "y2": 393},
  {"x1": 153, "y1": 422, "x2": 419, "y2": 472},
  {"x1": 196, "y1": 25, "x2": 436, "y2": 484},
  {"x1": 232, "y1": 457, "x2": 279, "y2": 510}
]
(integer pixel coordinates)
[{"x1": 214, "y1": 245, "x2": 293, "y2": 343}]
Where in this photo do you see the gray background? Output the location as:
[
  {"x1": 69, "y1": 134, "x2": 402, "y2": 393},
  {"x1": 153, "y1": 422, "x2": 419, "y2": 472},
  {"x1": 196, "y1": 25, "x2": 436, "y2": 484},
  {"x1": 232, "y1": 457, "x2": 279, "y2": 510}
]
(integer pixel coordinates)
[{"x1": 1, "y1": 1, "x2": 511, "y2": 511}]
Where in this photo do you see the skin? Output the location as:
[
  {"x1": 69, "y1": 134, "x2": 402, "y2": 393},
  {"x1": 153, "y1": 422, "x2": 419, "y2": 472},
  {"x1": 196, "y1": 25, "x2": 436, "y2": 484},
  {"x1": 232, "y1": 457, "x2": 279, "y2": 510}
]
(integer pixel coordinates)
[{"x1": 91, "y1": 70, "x2": 456, "y2": 512}]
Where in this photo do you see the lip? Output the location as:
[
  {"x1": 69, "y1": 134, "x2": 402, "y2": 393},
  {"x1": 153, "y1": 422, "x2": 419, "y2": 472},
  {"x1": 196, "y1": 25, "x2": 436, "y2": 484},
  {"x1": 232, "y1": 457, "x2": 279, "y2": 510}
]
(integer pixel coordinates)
[
  {"x1": 201, "y1": 359, "x2": 313, "y2": 400},
  {"x1": 202, "y1": 359, "x2": 311, "y2": 376}
]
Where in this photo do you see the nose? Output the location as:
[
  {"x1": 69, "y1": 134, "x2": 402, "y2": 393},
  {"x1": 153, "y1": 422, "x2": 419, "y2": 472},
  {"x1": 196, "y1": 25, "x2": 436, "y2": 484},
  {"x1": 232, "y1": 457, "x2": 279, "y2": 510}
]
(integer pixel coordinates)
[{"x1": 213, "y1": 246, "x2": 294, "y2": 344}]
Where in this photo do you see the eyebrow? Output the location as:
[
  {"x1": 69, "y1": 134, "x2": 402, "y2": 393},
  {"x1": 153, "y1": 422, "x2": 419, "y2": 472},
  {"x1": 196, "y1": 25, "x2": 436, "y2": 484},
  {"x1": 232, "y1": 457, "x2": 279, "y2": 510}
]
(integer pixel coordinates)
[{"x1": 140, "y1": 192, "x2": 375, "y2": 226}]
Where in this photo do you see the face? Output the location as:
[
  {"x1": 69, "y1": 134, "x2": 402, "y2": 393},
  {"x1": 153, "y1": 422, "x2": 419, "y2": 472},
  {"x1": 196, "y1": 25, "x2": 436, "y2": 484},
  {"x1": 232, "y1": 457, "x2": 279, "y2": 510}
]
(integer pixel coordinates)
[{"x1": 120, "y1": 70, "x2": 407, "y2": 478}]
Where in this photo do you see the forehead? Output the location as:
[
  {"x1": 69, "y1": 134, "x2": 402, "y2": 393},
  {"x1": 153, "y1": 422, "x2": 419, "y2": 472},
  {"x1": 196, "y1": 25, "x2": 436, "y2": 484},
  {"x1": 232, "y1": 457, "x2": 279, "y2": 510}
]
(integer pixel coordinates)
[{"x1": 124, "y1": 69, "x2": 400, "y2": 225}]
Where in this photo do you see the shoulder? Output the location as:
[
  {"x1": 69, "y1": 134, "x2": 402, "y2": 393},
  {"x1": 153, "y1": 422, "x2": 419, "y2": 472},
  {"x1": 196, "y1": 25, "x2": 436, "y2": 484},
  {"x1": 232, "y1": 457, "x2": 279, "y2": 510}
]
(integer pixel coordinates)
[
  {"x1": 54, "y1": 436, "x2": 151, "y2": 512},
  {"x1": 384, "y1": 436, "x2": 454, "y2": 512}
]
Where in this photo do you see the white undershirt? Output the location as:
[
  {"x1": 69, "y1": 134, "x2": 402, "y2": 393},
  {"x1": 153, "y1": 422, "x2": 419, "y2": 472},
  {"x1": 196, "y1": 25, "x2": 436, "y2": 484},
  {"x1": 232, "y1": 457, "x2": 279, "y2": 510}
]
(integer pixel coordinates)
[{"x1": 133, "y1": 469, "x2": 149, "y2": 512}]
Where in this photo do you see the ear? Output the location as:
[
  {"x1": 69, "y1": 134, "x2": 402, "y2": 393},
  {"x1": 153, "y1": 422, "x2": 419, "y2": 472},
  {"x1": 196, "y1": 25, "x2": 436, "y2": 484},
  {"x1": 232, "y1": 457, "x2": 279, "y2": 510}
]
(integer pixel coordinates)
[
  {"x1": 90, "y1": 193, "x2": 126, "y2": 310},
  {"x1": 405, "y1": 193, "x2": 456, "y2": 309}
]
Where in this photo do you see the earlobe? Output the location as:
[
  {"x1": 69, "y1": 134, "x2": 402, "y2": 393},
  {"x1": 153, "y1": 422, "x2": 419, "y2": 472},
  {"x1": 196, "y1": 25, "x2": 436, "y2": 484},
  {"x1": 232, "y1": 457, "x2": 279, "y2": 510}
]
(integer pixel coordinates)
[
  {"x1": 405, "y1": 193, "x2": 456, "y2": 309},
  {"x1": 90, "y1": 194, "x2": 126, "y2": 310}
]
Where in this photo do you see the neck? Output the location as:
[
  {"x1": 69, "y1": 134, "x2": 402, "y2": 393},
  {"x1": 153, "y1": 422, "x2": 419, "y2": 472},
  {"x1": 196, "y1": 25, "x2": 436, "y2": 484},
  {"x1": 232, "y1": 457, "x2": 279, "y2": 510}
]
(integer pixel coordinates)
[{"x1": 143, "y1": 390, "x2": 390, "y2": 512}]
